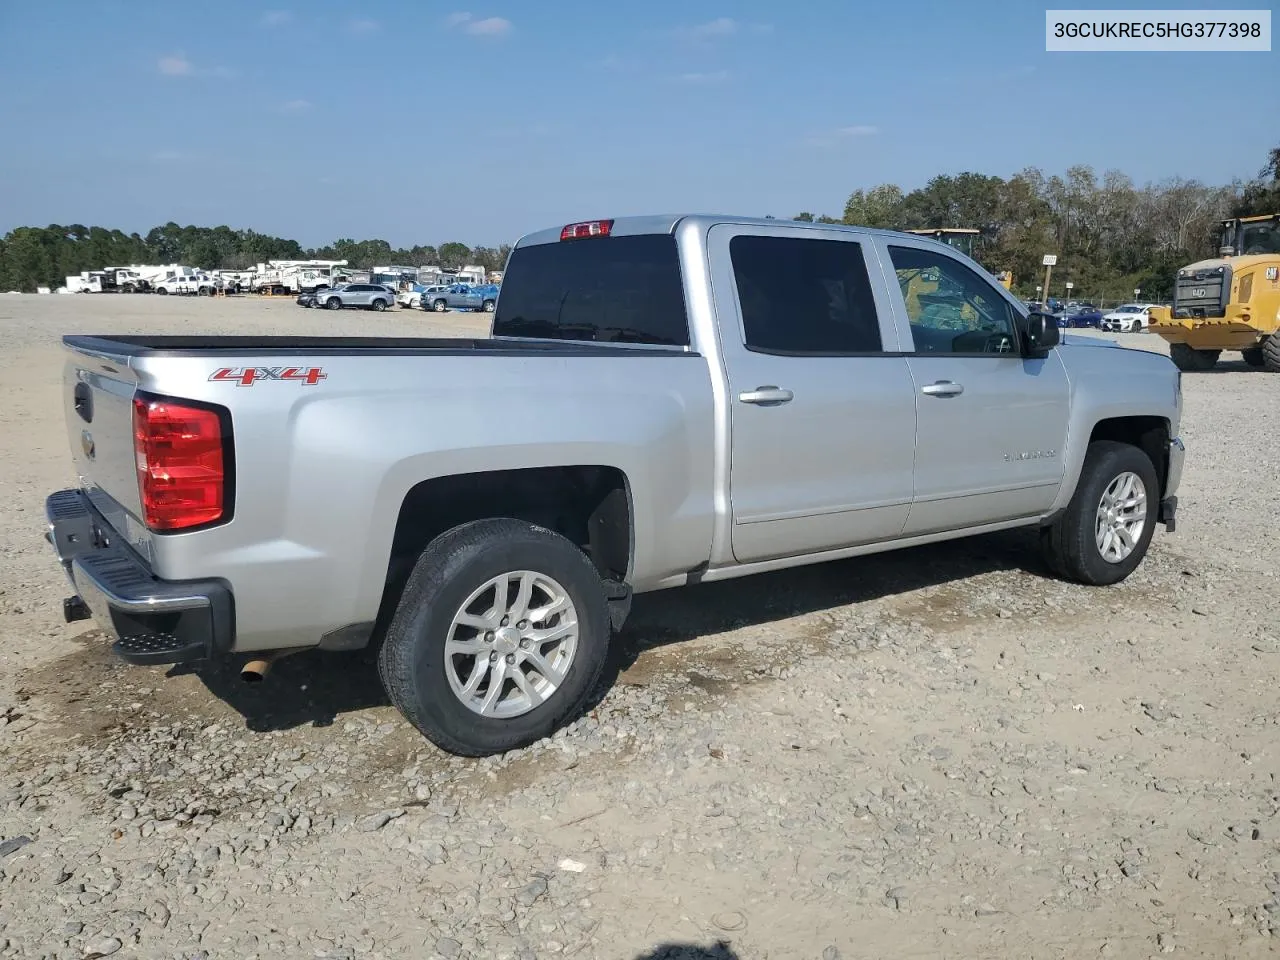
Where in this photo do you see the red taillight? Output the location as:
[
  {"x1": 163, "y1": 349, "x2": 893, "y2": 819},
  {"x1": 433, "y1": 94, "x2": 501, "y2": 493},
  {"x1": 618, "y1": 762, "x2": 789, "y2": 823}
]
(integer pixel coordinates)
[
  {"x1": 132, "y1": 397, "x2": 227, "y2": 531},
  {"x1": 560, "y1": 219, "x2": 614, "y2": 241}
]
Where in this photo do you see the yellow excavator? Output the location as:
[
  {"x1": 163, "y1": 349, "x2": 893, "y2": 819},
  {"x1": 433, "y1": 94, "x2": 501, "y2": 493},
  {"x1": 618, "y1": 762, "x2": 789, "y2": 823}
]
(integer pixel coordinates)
[
  {"x1": 1147, "y1": 213, "x2": 1280, "y2": 371},
  {"x1": 904, "y1": 228, "x2": 1013, "y2": 289}
]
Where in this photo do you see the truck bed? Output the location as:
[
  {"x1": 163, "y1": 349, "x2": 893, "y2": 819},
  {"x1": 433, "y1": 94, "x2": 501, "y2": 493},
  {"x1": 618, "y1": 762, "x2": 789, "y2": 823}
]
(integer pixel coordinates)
[{"x1": 63, "y1": 335, "x2": 694, "y2": 358}]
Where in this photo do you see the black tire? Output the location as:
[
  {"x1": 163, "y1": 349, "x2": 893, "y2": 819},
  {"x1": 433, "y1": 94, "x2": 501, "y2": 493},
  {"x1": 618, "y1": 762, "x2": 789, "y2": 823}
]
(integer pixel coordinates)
[
  {"x1": 432, "y1": 298, "x2": 448, "y2": 313},
  {"x1": 1039, "y1": 440, "x2": 1160, "y2": 586},
  {"x1": 1242, "y1": 346, "x2": 1266, "y2": 368},
  {"x1": 482, "y1": 299, "x2": 495, "y2": 313},
  {"x1": 326, "y1": 297, "x2": 342, "y2": 310},
  {"x1": 378, "y1": 518, "x2": 610, "y2": 757},
  {"x1": 1261, "y1": 333, "x2": 1280, "y2": 372},
  {"x1": 371, "y1": 298, "x2": 387, "y2": 311},
  {"x1": 1169, "y1": 342, "x2": 1219, "y2": 371},
  {"x1": 156, "y1": 287, "x2": 169, "y2": 296}
]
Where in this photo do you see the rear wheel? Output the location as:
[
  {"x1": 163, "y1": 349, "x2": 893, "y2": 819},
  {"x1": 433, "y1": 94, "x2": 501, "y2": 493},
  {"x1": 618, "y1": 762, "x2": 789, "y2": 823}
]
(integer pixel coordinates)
[
  {"x1": 1261, "y1": 333, "x2": 1280, "y2": 372},
  {"x1": 1242, "y1": 346, "x2": 1265, "y2": 368},
  {"x1": 371, "y1": 298, "x2": 387, "y2": 311},
  {"x1": 1170, "y1": 342, "x2": 1220, "y2": 372},
  {"x1": 378, "y1": 519, "x2": 611, "y2": 756},
  {"x1": 1040, "y1": 440, "x2": 1160, "y2": 586},
  {"x1": 482, "y1": 299, "x2": 496, "y2": 313}
]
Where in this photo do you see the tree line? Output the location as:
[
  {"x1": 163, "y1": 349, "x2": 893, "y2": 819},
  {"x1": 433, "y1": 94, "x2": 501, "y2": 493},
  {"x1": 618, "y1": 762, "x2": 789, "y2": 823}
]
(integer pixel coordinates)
[
  {"x1": 0, "y1": 222, "x2": 512, "y2": 293},
  {"x1": 2, "y1": 146, "x2": 1276, "y2": 296},
  {"x1": 794, "y1": 145, "x2": 1279, "y2": 301}
]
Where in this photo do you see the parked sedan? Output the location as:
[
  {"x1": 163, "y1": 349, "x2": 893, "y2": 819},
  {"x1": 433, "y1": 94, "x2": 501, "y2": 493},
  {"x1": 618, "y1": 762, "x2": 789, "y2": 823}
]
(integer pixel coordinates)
[
  {"x1": 318, "y1": 283, "x2": 396, "y2": 311},
  {"x1": 296, "y1": 292, "x2": 318, "y2": 308},
  {"x1": 1059, "y1": 305, "x2": 1104, "y2": 328},
  {"x1": 1100, "y1": 303, "x2": 1156, "y2": 333}
]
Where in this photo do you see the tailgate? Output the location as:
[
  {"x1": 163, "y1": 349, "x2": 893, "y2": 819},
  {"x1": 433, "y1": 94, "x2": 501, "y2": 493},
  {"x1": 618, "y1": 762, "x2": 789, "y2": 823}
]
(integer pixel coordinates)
[{"x1": 63, "y1": 341, "x2": 146, "y2": 529}]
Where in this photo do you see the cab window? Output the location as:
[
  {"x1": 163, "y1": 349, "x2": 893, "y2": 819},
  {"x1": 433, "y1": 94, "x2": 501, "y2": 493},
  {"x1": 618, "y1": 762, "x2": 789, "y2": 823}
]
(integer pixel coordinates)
[{"x1": 888, "y1": 245, "x2": 1018, "y2": 355}]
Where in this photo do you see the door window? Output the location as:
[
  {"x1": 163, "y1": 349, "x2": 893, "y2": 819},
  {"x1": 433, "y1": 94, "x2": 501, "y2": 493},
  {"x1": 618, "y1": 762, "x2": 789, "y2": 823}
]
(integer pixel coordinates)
[
  {"x1": 888, "y1": 246, "x2": 1019, "y2": 355},
  {"x1": 729, "y1": 235, "x2": 883, "y2": 354}
]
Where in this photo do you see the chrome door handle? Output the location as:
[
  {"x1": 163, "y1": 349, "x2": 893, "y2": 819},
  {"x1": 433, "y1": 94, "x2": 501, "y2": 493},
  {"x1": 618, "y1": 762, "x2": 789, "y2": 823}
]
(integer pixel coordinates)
[
  {"x1": 738, "y1": 386, "x2": 794, "y2": 405},
  {"x1": 920, "y1": 380, "x2": 964, "y2": 397}
]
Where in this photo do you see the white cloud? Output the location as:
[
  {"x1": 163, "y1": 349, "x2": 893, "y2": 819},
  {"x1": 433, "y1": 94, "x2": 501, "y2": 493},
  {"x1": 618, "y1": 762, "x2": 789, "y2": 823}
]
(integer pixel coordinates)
[
  {"x1": 261, "y1": 9, "x2": 292, "y2": 26},
  {"x1": 688, "y1": 17, "x2": 737, "y2": 38},
  {"x1": 679, "y1": 70, "x2": 730, "y2": 84},
  {"x1": 348, "y1": 18, "x2": 380, "y2": 33},
  {"x1": 447, "y1": 12, "x2": 513, "y2": 36},
  {"x1": 281, "y1": 99, "x2": 313, "y2": 112},
  {"x1": 157, "y1": 55, "x2": 192, "y2": 76},
  {"x1": 466, "y1": 16, "x2": 512, "y2": 35},
  {"x1": 157, "y1": 54, "x2": 235, "y2": 79}
]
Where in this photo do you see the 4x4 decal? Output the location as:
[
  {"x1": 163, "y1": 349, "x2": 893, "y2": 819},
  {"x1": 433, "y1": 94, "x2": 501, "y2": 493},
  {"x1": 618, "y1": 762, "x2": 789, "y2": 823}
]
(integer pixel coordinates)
[{"x1": 208, "y1": 366, "x2": 327, "y2": 386}]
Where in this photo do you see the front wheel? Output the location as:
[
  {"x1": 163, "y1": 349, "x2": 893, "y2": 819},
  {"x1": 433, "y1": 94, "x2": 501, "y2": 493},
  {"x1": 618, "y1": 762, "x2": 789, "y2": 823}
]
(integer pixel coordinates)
[
  {"x1": 1261, "y1": 333, "x2": 1280, "y2": 372},
  {"x1": 1040, "y1": 440, "x2": 1160, "y2": 586},
  {"x1": 326, "y1": 297, "x2": 342, "y2": 310},
  {"x1": 432, "y1": 299, "x2": 448, "y2": 313},
  {"x1": 482, "y1": 299, "x2": 496, "y2": 313},
  {"x1": 1169, "y1": 342, "x2": 1220, "y2": 372},
  {"x1": 378, "y1": 519, "x2": 611, "y2": 757}
]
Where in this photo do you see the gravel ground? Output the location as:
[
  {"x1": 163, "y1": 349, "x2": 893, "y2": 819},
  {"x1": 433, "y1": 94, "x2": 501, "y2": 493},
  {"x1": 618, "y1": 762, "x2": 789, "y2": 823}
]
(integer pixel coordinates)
[{"x1": 1, "y1": 293, "x2": 1278, "y2": 960}]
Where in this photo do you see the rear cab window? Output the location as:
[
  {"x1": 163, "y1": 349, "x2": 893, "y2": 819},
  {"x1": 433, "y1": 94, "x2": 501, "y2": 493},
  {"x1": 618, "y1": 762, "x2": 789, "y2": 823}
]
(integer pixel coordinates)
[
  {"x1": 493, "y1": 234, "x2": 690, "y2": 346},
  {"x1": 728, "y1": 234, "x2": 883, "y2": 354}
]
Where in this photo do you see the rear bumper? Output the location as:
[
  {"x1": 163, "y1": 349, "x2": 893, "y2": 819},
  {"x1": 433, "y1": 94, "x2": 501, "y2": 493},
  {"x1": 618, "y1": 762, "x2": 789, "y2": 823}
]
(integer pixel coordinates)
[{"x1": 45, "y1": 489, "x2": 234, "y2": 665}]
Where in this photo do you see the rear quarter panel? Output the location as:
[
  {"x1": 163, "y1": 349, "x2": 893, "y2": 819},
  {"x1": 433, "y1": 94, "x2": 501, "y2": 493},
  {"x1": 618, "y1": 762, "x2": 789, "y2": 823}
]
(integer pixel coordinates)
[{"x1": 131, "y1": 351, "x2": 716, "y2": 652}]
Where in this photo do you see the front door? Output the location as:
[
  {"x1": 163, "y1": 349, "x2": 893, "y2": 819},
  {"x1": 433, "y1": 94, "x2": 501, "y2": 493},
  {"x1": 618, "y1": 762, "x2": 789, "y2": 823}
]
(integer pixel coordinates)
[
  {"x1": 707, "y1": 224, "x2": 919, "y2": 564},
  {"x1": 873, "y1": 238, "x2": 1071, "y2": 536}
]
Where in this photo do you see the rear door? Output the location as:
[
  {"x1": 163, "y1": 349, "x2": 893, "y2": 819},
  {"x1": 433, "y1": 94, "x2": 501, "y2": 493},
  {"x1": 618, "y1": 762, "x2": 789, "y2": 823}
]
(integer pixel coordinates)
[
  {"x1": 872, "y1": 237, "x2": 1071, "y2": 536},
  {"x1": 706, "y1": 223, "x2": 918, "y2": 564}
]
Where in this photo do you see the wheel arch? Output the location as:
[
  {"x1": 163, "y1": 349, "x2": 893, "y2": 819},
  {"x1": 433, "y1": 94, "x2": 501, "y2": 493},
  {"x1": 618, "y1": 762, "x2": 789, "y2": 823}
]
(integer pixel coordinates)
[{"x1": 371, "y1": 465, "x2": 635, "y2": 645}]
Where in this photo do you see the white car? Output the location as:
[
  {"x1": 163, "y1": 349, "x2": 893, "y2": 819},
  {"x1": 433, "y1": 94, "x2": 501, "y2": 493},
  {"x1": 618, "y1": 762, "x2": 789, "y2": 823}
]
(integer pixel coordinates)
[{"x1": 1100, "y1": 303, "x2": 1157, "y2": 333}]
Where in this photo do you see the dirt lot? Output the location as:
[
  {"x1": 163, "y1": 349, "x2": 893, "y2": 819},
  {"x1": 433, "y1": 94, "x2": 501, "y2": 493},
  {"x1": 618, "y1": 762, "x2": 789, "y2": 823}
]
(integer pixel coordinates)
[{"x1": 1, "y1": 293, "x2": 1278, "y2": 960}]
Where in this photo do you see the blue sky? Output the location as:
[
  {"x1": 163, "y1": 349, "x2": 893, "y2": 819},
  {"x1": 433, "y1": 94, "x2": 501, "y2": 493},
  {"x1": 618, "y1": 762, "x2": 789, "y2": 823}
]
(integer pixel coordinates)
[{"x1": 0, "y1": 0, "x2": 1275, "y2": 248}]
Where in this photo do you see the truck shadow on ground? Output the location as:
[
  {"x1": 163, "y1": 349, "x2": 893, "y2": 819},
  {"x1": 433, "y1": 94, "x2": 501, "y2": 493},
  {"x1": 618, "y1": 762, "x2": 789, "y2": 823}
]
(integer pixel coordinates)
[
  {"x1": 634, "y1": 944, "x2": 739, "y2": 960},
  {"x1": 176, "y1": 528, "x2": 1048, "y2": 734}
]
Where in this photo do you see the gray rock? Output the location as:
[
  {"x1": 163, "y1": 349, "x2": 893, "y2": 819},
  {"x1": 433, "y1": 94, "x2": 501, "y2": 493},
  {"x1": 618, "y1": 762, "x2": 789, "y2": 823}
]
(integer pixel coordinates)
[
  {"x1": 358, "y1": 812, "x2": 392, "y2": 832},
  {"x1": 823, "y1": 948, "x2": 843, "y2": 960},
  {"x1": 62, "y1": 921, "x2": 84, "y2": 936},
  {"x1": 0, "y1": 835, "x2": 32, "y2": 858},
  {"x1": 516, "y1": 877, "x2": 549, "y2": 907},
  {"x1": 435, "y1": 937, "x2": 462, "y2": 958},
  {"x1": 422, "y1": 842, "x2": 448, "y2": 865}
]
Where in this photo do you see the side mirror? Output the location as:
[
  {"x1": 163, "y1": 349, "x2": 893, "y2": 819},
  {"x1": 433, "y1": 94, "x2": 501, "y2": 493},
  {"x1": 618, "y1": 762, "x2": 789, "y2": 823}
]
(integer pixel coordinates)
[{"x1": 1024, "y1": 311, "x2": 1060, "y2": 356}]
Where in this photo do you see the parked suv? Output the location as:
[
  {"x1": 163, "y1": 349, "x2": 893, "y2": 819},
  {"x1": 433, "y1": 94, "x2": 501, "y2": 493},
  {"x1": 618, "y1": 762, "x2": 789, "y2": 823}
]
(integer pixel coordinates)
[
  {"x1": 1101, "y1": 303, "x2": 1156, "y2": 333},
  {"x1": 320, "y1": 283, "x2": 395, "y2": 311}
]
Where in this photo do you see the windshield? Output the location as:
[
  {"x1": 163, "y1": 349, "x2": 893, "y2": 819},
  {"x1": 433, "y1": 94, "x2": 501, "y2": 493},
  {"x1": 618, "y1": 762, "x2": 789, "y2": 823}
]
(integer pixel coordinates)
[{"x1": 1240, "y1": 220, "x2": 1280, "y2": 255}]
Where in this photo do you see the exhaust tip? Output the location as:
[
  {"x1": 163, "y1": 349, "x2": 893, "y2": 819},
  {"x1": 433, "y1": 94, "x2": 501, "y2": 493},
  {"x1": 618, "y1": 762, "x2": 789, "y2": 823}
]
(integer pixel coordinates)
[{"x1": 240, "y1": 658, "x2": 272, "y2": 683}]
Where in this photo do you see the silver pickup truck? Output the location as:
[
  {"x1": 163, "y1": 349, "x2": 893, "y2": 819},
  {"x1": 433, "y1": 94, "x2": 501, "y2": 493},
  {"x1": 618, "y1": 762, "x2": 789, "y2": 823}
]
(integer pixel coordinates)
[{"x1": 44, "y1": 215, "x2": 1184, "y2": 756}]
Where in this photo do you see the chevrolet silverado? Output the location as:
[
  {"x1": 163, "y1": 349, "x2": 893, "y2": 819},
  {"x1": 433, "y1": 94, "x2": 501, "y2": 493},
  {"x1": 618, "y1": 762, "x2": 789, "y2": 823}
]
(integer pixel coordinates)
[{"x1": 44, "y1": 215, "x2": 1185, "y2": 756}]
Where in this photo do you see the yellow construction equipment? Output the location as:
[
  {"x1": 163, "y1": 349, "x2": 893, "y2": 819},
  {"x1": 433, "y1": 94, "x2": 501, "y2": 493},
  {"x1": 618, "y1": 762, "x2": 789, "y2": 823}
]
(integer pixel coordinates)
[
  {"x1": 904, "y1": 228, "x2": 1013, "y2": 289},
  {"x1": 1147, "y1": 213, "x2": 1280, "y2": 371}
]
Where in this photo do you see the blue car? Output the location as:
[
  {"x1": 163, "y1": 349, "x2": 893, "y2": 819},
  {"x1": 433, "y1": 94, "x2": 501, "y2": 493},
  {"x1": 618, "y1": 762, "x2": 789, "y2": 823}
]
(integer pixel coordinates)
[{"x1": 1064, "y1": 306, "x2": 1103, "y2": 328}]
